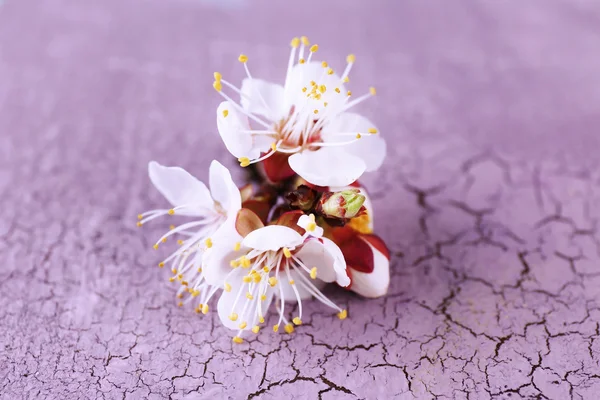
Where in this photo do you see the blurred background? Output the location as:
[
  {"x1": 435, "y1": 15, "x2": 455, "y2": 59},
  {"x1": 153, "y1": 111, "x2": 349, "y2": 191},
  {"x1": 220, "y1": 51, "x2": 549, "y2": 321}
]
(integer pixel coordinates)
[{"x1": 2, "y1": 0, "x2": 600, "y2": 398}]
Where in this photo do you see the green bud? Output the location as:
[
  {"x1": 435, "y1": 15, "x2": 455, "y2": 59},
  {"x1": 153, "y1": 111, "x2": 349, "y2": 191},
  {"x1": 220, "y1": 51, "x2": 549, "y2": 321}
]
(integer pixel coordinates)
[{"x1": 317, "y1": 189, "x2": 366, "y2": 219}]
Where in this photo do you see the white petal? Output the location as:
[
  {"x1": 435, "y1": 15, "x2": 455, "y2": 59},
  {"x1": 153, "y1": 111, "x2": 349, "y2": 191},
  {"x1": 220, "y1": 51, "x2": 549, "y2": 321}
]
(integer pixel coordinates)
[
  {"x1": 297, "y1": 214, "x2": 323, "y2": 238},
  {"x1": 275, "y1": 269, "x2": 326, "y2": 302},
  {"x1": 148, "y1": 161, "x2": 212, "y2": 216},
  {"x1": 216, "y1": 101, "x2": 262, "y2": 159},
  {"x1": 217, "y1": 268, "x2": 274, "y2": 330},
  {"x1": 288, "y1": 147, "x2": 366, "y2": 187},
  {"x1": 202, "y1": 221, "x2": 244, "y2": 286},
  {"x1": 209, "y1": 160, "x2": 241, "y2": 217},
  {"x1": 349, "y1": 240, "x2": 390, "y2": 298},
  {"x1": 295, "y1": 239, "x2": 336, "y2": 283},
  {"x1": 242, "y1": 225, "x2": 303, "y2": 252},
  {"x1": 284, "y1": 62, "x2": 347, "y2": 112},
  {"x1": 240, "y1": 78, "x2": 285, "y2": 121},
  {"x1": 321, "y1": 237, "x2": 350, "y2": 287},
  {"x1": 323, "y1": 112, "x2": 386, "y2": 171}
]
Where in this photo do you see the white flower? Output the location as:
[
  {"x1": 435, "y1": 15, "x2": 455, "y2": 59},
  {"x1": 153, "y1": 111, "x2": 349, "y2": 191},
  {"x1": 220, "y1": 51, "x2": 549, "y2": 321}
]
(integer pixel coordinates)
[
  {"x1": 137, "y1": 160, "x2": 241, "y2": 312},
  {"x1": 203, "y1": 212, "x2": 350, "y2": 344},
  {"x1": 213, "y1": 36, "x2": 386, "y2": 187}
]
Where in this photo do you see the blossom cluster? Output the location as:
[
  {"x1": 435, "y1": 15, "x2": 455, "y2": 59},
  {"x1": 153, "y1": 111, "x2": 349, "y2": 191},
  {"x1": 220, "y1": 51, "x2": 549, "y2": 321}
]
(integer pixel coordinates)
[{"x1": 138, "y1": 37, "x2": 389, "y2": 344}]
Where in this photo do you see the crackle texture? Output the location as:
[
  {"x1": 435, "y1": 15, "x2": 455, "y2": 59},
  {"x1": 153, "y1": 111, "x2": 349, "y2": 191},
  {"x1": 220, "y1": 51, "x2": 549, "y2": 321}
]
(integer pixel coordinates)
[{"x1": 2, "y1": 0, "x2": 600, "y2": 399}]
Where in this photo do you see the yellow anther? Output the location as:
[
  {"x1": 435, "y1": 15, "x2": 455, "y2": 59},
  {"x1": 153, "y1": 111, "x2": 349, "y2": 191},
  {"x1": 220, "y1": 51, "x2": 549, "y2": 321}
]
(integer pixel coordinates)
[
  {"x1": 356, "y1": 133, "x2": 362, "y2": 139},
  {"x1": 253, "y1": 274, "x2": 261, "y2": 283},
  {"x1": 322, "y1": 61, "x2": 328, "y2": 68},
  {"x1": 310, "y1": 267, "x2": 317, "y2": 279},
  {"x1": 169, "y1": 224, "x2": 175, "y2": 230},
  {"x1": 197, "y1": 267, "x2": 202, "y2": 273},
  {"x1": 177, "y1": 293, "x2": 183, "y2": 299},
  {"x1": 270, "y1": 142, "x2": 277, "y2": 152},
  {"x1": 243, "y1": 276, "x2": 252, "y2": 283},
  {"x1": 324, "y1": 102, "x2": 328, "y2": 107},
  {"x1": 268, "y1": 277, "x2": 278, "y2": 287},
  {"x1": 238, "y1": 157, "x2": 250, "y2": 167},
  {"x1": 213, "y1": 71, "x2": 222, "y2": 81},
  {"x1": 205, "y1": 238, "x2": 213, "y2": 248},
  {"x1": 252, "y1": 325, "x2": 260, "y2": 334},
  {"x1": 369, "y1": 86, "x2": 376, "y2": 95},
  {"x1": 293, "y1": 317, "x2": 302, "y2": 326},
  {"x1": 234, "y1": 242, "x2": 241, "y2": 251},
  {"x1": 168, "y1": 276, "x2": 176, "y2": 283},
  {"x1": 181, "y1": 281, "x2": 189, "y2": 286},
  {"x1": 347, "y1": 90, "x2": 352, "y2": 96},
  {"x1": 259, "y1": 316, "x2": 265, "y2": 323},
  {"x1": 136, "y1": 221, "x2": 143, "y2": 227},
  {"x1": 178, "y1": 301, "x2": 183, "y2": 307},
  {"x1": 346, "y1": 54, "x2": 356, "y2": 63},
  {"x1": 290, "y1": 37, "x2": 300, "y2": 48},
  {"x1": 310, "y1": 80, "x2": 317, "y2": 86},
  {"x1": 171, "y1": 268, "x2": 178, "y2": 274},
  {"x1": 246, "y1": 293, "x2": 254, "y2": 300},
  {"x1": 260, "y1": 294, "x2": 267, "y2": 301},
  {"x1": 222, "y1": 109, "x2": 229, "y2": 118},
  {"x1": 289, "y1": 279, "x2": 295, "y2": 285},
  {"x1": 283, "y1": 247, "x2": 292, "y2": 258},
  {"x1": 368, "y1": 128, "x2": 378, "y2": 134},
  {"x1": 306, "y1": 221, "x2": 316, "y2": 232},
  {"x1": 313, "y1": 109, "x2": 319, "y2": 114},
  {"x1": 224, "y1": 282, "x2": 232, "y2": 292},
  {"x1": 238, "y1": 54, "x2": 248, "y2": 63},
  {"x1": 240, "y1": 256, "x2": 251, "y2": 268},
  {"x1": 302, "y1": 87, "x2": 307, "y2": 93},
  {"x1": 299, "y1": 58, "x2": 305, "y2": 64},
  {"x1": 232, "y1": 336, "x2": 244, "y2": 344},
  {"x1": 335, "y1": 87, "x2": 341, "y2": 93},
  {"x1": 202, "y1": 304, "x2": 209, "y2": 314},
  {"x1": 137, "y1": 214, "x2": 143, "y2": 220},
  {"x1": 168, "y1": 209, "x2": 175, "y2": 215},
  {"x1": 177, "y1": 274, "x2": 183, "y2": 280},
  {"x1": 301, "y1": 36, "x2": 310, "y2": 46},
  {"x1": 158, "y1": 262, "x2": 165, "y2": 268},
  {"x1": 319, "y1": 84, "x2": 326, "y2": 93},
  {"x1": 343, "y1": 76, "x2": 350, "y2": 83},
  {"x1": 213, "y1": 80, "x2": 222, "y2": 92},
  {"x1": 229, "y1": 313, "x2": 238, "y2": 321},
  {"x1": 327, "y1": 68, "x2": 334, "y2": 75},
  {"x1": 230, "y1": 259, "x2": 240, "y2": 268},
  {"x1": 314, "y1": 93, "x2": 322, "y2": 100},
  {"x1": 337, "y1": 309, "x2": 348, "y2": 320},
  {"x1": 239, "y1": 321, "x2": 248, "y2": 329},
  {"x1": 263, "y1": 266, "x2": 270, "y2": 273},
  {"x1": 192, "y1": 290, "x2": 200, "y2": 297},
  {"x1": 195, "y1": 306, "x2": 201, "y2": 313},
  {"x1": 177, "y1": 239, "x2": 184, "y2": 246},
  {"x1": 310, "y1": 44, "x2": 319, "y2": 53},
  {"x1": 284, "y1": 323, "x2": 295, "y2": 334},
  {"x1": 161, "y1": 238, "x2": 167, "y2": 243},
  {"x1": 273, "y1": 325, "x2": 279, "y2": 332},
  {"x1": 153, "y1": 244, "x2": 159, "y2": 250}
]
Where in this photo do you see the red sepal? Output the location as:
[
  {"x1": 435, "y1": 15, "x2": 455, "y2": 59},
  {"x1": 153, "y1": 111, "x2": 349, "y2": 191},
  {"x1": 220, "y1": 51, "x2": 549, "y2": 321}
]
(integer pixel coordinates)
[{"x1": 262, "y1": 152, "x2": 296, "y2": 183}]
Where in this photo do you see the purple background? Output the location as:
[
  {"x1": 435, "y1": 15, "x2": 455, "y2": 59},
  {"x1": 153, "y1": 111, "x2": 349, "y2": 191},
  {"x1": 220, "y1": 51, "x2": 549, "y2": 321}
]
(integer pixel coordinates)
[{"x1": 2, "y1": 0, "x2": 600, "y2": 398}]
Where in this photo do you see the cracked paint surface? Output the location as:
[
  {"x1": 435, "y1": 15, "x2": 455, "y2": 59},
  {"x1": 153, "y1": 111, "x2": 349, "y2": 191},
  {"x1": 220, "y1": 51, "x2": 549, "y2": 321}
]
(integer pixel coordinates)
[{"x1": 1, "y1": 0, "x2": 600, "y2": 398}]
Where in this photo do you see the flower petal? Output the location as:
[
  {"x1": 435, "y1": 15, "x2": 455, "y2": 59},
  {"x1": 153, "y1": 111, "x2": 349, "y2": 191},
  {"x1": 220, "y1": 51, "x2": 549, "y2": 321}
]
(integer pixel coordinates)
[
  {"x1": 288, "y1": 147, "x2": 366, "y2": 187},
  {"x1": 240, "y1": 78, "x2": 285, "y2": 121},
  {"x1": 235, "y1": 208, "x2": 265, "y2": 237},
  {"x1": 295, "y1": 237, "x2": 349, "y2": 286},
  {"x1": 148, "y1": 161, "x2": 212, "y2": 216},
  {"x1": 209, "y1": 160, "x2": 241, "y2": 217},
  {"x1": 323, "y1": 112, "x2": 386, "y2": 171},
  {"x1": 275, "y1": 269, "x2": 326, "y2": 301},
  {"x1": 203, "y1": 221, "x2": 244, "y2": 286},
  {"x1": 348, "y1": 239, "x2": 390, "y2": 298},
  {"x1": 284, "y1": 62, "x2": 347, "y2": 113},
  {"x1": 242, "y1": 225, "x2": 303, "y2": 252},
  {"x1": 297, "y1": 214, "x2": 324, "y2": 238},
  {"x1": 217, "y1": 268, "x2": 274, "y2": 330},
  {"x1": 217, "y1": 101, "x2": 261, "y2": 159}
]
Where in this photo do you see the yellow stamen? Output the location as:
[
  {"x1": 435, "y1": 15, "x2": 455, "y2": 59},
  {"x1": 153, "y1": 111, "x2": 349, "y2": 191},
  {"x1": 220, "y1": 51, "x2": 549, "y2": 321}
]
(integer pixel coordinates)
[
  {"x1": 273, "y1": 325, "x2": 279, "y2": 332},
  {"x1": 158, "y1": 262, "x2": 165, "y2": 268},
  {"x1": 136, "y1": 221, "x2": 143, "y2": 227},
  {"x1": 197, "y1": 267, "x2": 202, "y2": 273},
  {"x1": 310, "y1": 267, "x2": 317, "y2": 279},
  {"x1": 301, "y1": 36, "x2": 310, "y2": 46},
  {"x1": 270, "y1": 142, "x2": 277, "y2": 151},
  {"x1": 324, "y1": 102, "x2": 328, "y2": 107},
  {"x1": 335, "y1": 87, "x2": 341, "y2": 93},
  {"x1": 299, "y1": 58, "x2": 305, "y2": 64},
  {"x1": 327, "y1": 68, "x2": 334, "y2": 75},
  {"x1": 293, "y1": 317, "x2": 302, "y2": 326},
  {"x1": 224, "y1": 282, "x2": 232, "y2": 292},
  {"x1": 171, "y1": 268, "x2": 178, "y2": 274},
  {"x1": 137, "y1": 214, "x2": 143, "y2": 220},
  {"x1": 238, "y1": 54, "x2": 248, "y2": 63},
  {"x1": 202, "y1": 304, "x2": 209, "y2": 314},
  {"x1": 347, "y1": 90, "x2": 352, "y2": 96},
  {"x1": 283, "y1": 247, "x2": 292, "y2": 258},
  {"x1": 161, "y1": 238, "x2": 167, "y2": 243},
  {"x1": 240, "y1": 256, "x2": 251, "y2": 268},
  {"x1": 288, "y1": 279, "x2": 295, "y2": 285},
  {"x1": 306, "y1": 222, "x2": 316, "y2": 232},
  {"x1": 238, "y1": 157, "x2": 250, "y2": 167},
  {"x1": 302, "y1": 87, "x2": 307, "y2": 93},
  {"x1": 346, "y1": 54, "x2": 356, "y2": 63},
  {"x1": 313, "y1": 109, "x2": 319, "y2": 114},
  {"x1": 229, "y1": 313, "x2": 238, "y2": 321},
  {"x1": 177, "y1": 293, "x2": 183, "y2": 299},
  {"x1": 168, "y1": 209, "x2": 175, "y2": 215},
  {"x1": 230, "y1": 259, "x2": 240, "y2": 268},
  {"x1": 169, "y1": 224, "x2": 175, "y2": 230},
  {"x1": 343, "y1": 76, "x2": 350, "y2": 83},
  {"x1": 232, "y1": 336, "x2": 244, "y2": 344},
  {"x1": 177, "y1": 239, "x2": 184, "y2": 246},
  {"x1": 337, "y1": 309, "x2": 348, "y2": 320},
  {"x1": 205, "y1": 238, "x2": 213, "y2": 248},
  {"x1": 319, "y1": 84, "x2": 326, "y2": 93},
  {"x1": 268, "y1": 277, "x2": 278, "y2": 287},
  {"x1": 368, "y1": 128, "x2": 378, "y2": 134},
  {"x1": 213, "y1": 80, "x2": 222, "y2": 92},
  {"x1": 246, "y1": 293, "x2": 254, "y2": 300},
  {"x1": 239, "y1": 322, "x2": 247, "y2": 329},
  {"x1": 243, "y1": 276, "x2": 252, "y2": 283},
  {"x1": 169, "y1": 276, "x2": 176, "y2": 283},
  {"x1": 153, "y1": 244, "x2": 159, "y2": 250},
  {"x1": 356, "y1": 133, "x2": 362, "y2": 139},
  {"x1": 178, "y1": 301, "x2": 183, "y2": 307},
  {"x1": 222, "y1": 109, "x2": 229, "y2": 118},
  {"x1": 259, "y1": 316, "x2": 265, "y2": 323},
  {"x1": 369, "y1": 86, "x2": 376, "y2": 95},
  {"x1": 263, "y1": 266, "x2": 270, "y2": 273},
  {"x1": 310, "y1": 44, "x2": 319, "y2": 53},
  {"x1": 252, "y1": 325, "x2": 260, "y2": 334},
  {"x1": 213, "y1": 71, "x2": 222, "y2": 81},
  {"x1": 284, "y1": 324, "x2": 295, "y2": 334},
  {"x1": 290, "y1": 37, "x2": 300, "y2": 48},
  {"x1": 260, "y1": 294, "x2": 267, "y2": 301},
  {"x1": 321, "y1": 61, "x2": 328, "y2": 68},
  {"x1": 234, "y1": 242, "x2": 241, "y2": 251}
]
